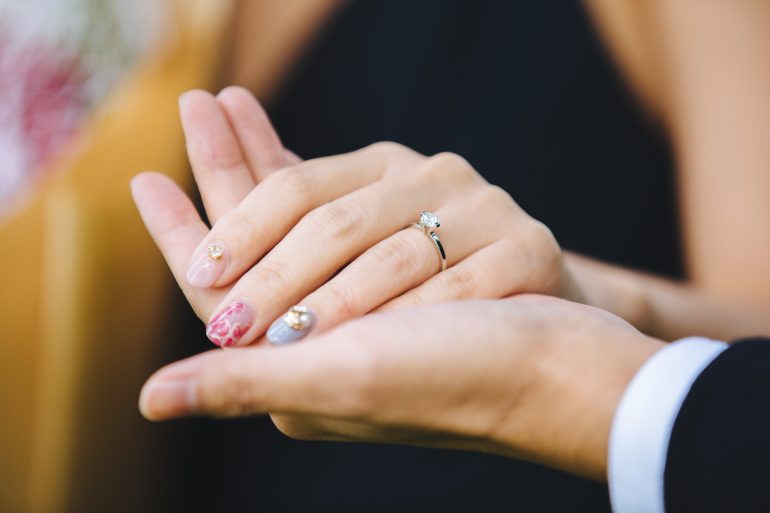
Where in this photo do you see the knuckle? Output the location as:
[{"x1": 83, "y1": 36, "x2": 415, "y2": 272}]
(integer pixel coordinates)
[
  {"x1": 528, "y1": 220, "x2": 560, "y2": 258},
  {"x1": 322, "y1": 282, "x2": 360, "y2": 320},
  {"x1": 439, "y1": 267, "x2": 479, "y2": 300},
  {"x1": 371, "y1": 234, "x2": 423, "y2": 279},
  {"x1": 502, "y1": 219, "x2": 562, "y2": 292},
  {"x1": 220, "y1": 208, "x2": 259, "y2": 236},
  {"x1": 386, "y1": 292, "x2": 422, "y2": 310},
  {"x1": 196, "y1": 359, "x2": 255, "y2": 417},
  {"x1": 248, "y1": 259, "x2": 291, "y2": 292},
  {"x1": 209, "y1": 147, "x2": 245, "y2": 173},
  {"x1": 304, "y1": 200, "x2": 367, "y2": 241},
  {"x1": 420, "y1": 151, "x2": 478, "y2": 182},
  {"x1": 364, "y1": 141, "x2": 424, "y2": 175},
  {"x1": 264, "y1": 166, "x2": 312, "y2": 201},
  {"x1": 478, "y1": 185, "x2": 517, "y2": 211},
  {"x1": 365, "y1": 140, "x2": 407, "y2": 157}
]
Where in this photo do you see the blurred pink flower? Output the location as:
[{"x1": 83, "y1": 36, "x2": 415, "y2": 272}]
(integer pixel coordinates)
[
  {"x1": 1, "y1": 36, "x2": 87, "y2": 169},
  {"x1": 0, "y1": 35, "x2": 88, "y2": 206}
]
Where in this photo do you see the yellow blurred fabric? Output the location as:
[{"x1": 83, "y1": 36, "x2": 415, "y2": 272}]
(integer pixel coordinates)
[{"x1": 0, "y1": 1, "x2": 232, "y2": 511}]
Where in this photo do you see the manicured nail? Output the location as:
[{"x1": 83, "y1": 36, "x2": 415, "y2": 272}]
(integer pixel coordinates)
[
  {"x1": 267, "y1": 305, "x2": 316, "y2": 345},
  {"x1": 206, "y1": 301, "x2": 254, "y2": 347},
  {"x1": 186, "y1": 243, "x2": 227, "y2": 288},
  {"x1": 139, "y1": 380, "x2": 196, "y2": 420}
]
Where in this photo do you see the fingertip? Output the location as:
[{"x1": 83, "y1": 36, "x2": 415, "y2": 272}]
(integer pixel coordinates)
[
  {"x1": 216, "y1": 85, "x2": 257, "y2": 105},
  {"x1": 179, "y1": 88, "x2": 214, "y2": 108},
  {"x1": 216, "y1": 85, "x2": 284, "y2": 176},
  {"x1": 139, "y1": 379, "x2": 196, "y2": 421},
  {"x1": 129, "y1": 171, "x2": 152, "y2": 190},
  {"x1": 205, "y1": 300, "x2": 256, "y2": 348},
  {"x1": 129, "y1": 171, "x2": 179, "y2": 204},
  {"x1": 139, "y1": 355, "x2": 209, "y2": 420},
  {"x1": 217, "y1": 84, "x2": 251, "y2": 97},
  {"x1": 138, "y1": 382, "x2": 160, "y2": 421},
  {"x1": 266, "y1": 305, "x2": 317, "y2": 345},
  {"x1": 216, "y1": 85, "x2": 269, "y2": 121},
  {"x1": 186, "y1": 242, "x2": 228, "y2": 289},
  {"x1": 129, "y1": 171, "x2": 157, "y2": 207},
  {"x1": 132, "y1": 170, "x2": 175, "y2": 185},
  {"x1": 179, "y1": 90, "x2": 222, "y2": 131}
]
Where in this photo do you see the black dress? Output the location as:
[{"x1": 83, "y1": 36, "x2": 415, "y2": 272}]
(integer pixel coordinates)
[{"x1": 169, "y1": 1, "x2": 681, "y2": 512}]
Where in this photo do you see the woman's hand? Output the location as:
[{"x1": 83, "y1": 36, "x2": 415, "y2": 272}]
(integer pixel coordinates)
[
  {"x1": 139, "y1": 295, "x2": 663, "y2": 480},
  {"x1": 132, "y1": 87, "x2": 584, "y2": 347}
]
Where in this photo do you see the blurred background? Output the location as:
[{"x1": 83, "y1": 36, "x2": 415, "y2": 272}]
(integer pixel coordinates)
[
  {"x1": 2, "y1": 1, "x2": 767, "y2": 512},
  {"x1": 0, "y1": 1, "x2": 234, "y2": 511}
]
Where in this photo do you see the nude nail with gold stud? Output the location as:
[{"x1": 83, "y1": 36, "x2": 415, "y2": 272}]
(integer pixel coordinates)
[
  {"x1": 267, "y1": 306, "x2": 317, "y2": 345},
  {"x1": 186, "y1": 242, "x2": 227, "y2": 288}
]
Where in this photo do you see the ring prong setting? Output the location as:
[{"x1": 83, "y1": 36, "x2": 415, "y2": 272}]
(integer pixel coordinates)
[
  {"x1": 419, "y1": 211, "x2": 440, "y2": 229},
  {"x1": 409, "y1": 211, "x2": 446, "y2": 273}
]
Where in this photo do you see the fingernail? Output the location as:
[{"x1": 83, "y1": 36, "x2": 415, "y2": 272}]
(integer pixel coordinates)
[
  {"x1": 139, "y1": 380, "x2": 196, "y2": 420},
  {"x1": 267, "y1": 305, "x2": 316, "y2": 345},
  {"x1": 206, "y1": 301, "x2": 254, "y2": 347},
  {"x1": 186, "y1": 243, "x2": 227, "y2": 288}
]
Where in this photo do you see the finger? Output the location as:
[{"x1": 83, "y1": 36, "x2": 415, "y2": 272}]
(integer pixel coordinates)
[
  {"x1": 138, "y1": 300, "x2": 521, "y2": 433},
  {"x1": 203, "y1": 173, "x2": 438, "y2": 347},
  {"x1": 184, "y1": 143, "x2": 421, "y2": 290},
  {"x1": 268, "y1": 200, "x2": 494, "y2": 342},
  {"x1": 378, "y1": 240, "x2": 523, "y2": 311},
  {"x1": 283, "y1": 148, "x2": 302, "y2": 165},
  {"x1": 216, "y1": 86, "x2": 288, "y2": 181},
  {"x1": 179, "y1": 89, "x2": 256, "y2": 224},
  {"x1": 139, "y1": 334, "x2": 364, "y2": 420},
  {"x1": 130, "y1": 172, "x2": 224, "y2": 317}
]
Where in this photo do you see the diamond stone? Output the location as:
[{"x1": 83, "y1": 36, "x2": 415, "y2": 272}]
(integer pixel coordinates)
[{"x1": 419, "y1": 211, "x2": 440, "y2": 228}]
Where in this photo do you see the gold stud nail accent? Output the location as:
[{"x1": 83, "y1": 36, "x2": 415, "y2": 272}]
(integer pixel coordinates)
[
  {"x1": 207, "y1": 243, "x2": 224, "y2": 261},
  {"x1": 284, "y1": 305, "x2": 310, "y2": 330}
]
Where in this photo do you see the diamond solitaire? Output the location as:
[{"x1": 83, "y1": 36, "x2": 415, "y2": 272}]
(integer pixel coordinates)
[
  {"x1": 419, "y1": 211, "x2": 440, "y2": 229},
  {"x1": 409, "y1": 211, "x2": 447, "y2": 272}
]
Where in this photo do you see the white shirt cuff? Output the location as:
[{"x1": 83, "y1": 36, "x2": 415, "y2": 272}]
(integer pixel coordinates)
[{"x1": 608, "y1": 336, "x2": 728, "y2": 513}]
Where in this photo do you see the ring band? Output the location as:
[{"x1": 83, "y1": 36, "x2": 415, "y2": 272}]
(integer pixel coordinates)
[{"x1": 408, "y1": 211, "x2": 446, "y2": 272}]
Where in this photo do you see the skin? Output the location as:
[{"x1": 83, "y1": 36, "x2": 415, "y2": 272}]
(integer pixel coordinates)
[
  {"x1": 132, "y1": 0, "x2": 770, "y2": 483},
  {"x1": 222, "y1": 0, "x2": 770, "y2": 342},
  {"x1": 133, "y1": 88, "x2": 581, "y2": 348},
  {"x1": 139, "y1": 295, "x2": 663, "y2": 481},
  {"x1": 133, "y1": 86, "x2": 770, "y2": 347},
  {"x1": 574, "y1": 0, "x2": 770, "y2": 341}
]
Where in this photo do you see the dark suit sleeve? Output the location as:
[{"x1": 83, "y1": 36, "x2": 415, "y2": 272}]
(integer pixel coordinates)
[{"x1": 665, "y1": 338, "x2": 770, "y2": 513}]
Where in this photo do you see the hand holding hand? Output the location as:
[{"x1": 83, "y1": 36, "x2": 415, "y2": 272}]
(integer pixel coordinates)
[
  {"x1": 132, "y1": 87, "x2": 584, "y2": 347},
  {"x1": 139, "y1": 295, "x2": 662, "y2": 481}
]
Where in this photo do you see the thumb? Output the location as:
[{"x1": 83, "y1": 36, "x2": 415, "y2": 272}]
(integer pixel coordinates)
[{"x1": 138, "y1": 329, "x2": 375, "y2": 421}]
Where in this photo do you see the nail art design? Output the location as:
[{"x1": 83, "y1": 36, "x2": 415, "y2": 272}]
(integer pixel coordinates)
[
  {"x1": 186, "y1": 243, "x2": 226, "y2": 288},
  {"x1": 267, "y1": 306, "x2": 316, "y2": 345},
  {"x1": 206, "y1": 301, "x2": 254, "y2": 347}
]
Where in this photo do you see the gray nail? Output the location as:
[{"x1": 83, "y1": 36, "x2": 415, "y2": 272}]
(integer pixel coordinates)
[{"x1": 267, "y1": 306, "x2": 316, "y2": 345}]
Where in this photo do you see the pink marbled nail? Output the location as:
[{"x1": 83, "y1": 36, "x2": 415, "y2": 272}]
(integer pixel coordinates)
[
  {"x1": 186, "y1": 243, "x2": 227, "y2": 288},
  {"x1": 206, "y1": 301, "x2": 254, "y2": 347}
]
